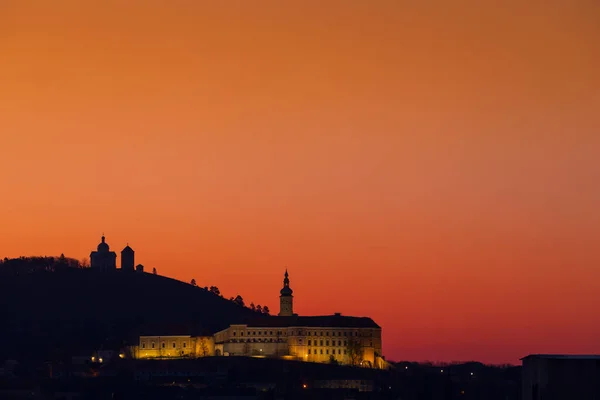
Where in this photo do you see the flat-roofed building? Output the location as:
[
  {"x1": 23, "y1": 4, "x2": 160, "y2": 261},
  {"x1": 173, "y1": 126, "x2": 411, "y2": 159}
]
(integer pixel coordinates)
[
  {"x1": 214, "y1": 314, "x2": 382, "y2": 367},
  {"x1": 522, "y1": 354, "x2": 600, "y2": 400}
]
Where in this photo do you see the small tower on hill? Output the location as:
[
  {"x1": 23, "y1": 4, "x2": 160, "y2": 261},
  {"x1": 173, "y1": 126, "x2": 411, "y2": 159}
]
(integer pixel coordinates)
[
  {"x1": 121, "y1": 245, "x2": 135, "y2": 272},
  {"x1": 279, "y1": 269, "x2": 294, "y2": 317}
]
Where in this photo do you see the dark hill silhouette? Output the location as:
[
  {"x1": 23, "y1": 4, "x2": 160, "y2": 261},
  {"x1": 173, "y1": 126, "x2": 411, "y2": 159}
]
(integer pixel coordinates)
[
  {"x1": 0, "y1": 267, "x2": 260, "y2": 361},
  {"x1": 0, "y1": 255, "x2": 83, "y2": 275}
]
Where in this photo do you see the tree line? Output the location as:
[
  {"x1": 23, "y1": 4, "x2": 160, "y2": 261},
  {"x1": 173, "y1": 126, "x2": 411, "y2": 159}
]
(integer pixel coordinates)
[
  {"x1": 0, "y1": 255, "x2": 85, "y2": 276},
  {"x1": 189, "y1": 279, "x2": 270, "y2": 315}
]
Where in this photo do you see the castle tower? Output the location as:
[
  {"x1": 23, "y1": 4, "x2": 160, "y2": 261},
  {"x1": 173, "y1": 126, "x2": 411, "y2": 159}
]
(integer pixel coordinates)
[
  {"x1": 279, "y1": 269, "x2": 294, "y2": 317},
  {"x1": 121, "y1": 245, "x2": 135, "y2": 272},
  {"x1": 90, "y1": 235, "x2": 117, "y2": 272}
]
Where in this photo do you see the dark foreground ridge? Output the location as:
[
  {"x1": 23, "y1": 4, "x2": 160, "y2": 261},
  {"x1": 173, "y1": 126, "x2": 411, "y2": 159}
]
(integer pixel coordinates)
[
  {"x1": 0, "y1": 267, "x2": 259, "y2": 361},
  {"x1": 0, "y1": 356, "x2": 522, "y2": 400}
]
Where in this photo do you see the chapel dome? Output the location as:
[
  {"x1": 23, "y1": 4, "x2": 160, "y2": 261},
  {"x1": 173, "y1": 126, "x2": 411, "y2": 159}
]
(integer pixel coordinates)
[{"x1": 97, "y1": 236, "x2": 109, "y2": 252}]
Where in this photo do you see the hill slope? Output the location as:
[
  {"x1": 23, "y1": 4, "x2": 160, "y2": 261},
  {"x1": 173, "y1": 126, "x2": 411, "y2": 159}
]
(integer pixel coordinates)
[{"x1": 0, "y1": 269, "x2": 260, "y2": 360}]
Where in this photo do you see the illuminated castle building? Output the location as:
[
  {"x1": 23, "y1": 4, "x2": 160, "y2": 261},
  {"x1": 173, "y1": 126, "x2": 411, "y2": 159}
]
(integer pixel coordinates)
[{"x1": 136, "y1": 271, "x2": 385, "y2": 368}]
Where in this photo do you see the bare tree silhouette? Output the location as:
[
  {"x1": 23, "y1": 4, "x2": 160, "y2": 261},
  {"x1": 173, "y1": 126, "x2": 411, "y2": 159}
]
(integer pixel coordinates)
[{"x1": 346, "y1": 338, "x2": 364, "y2": 366}]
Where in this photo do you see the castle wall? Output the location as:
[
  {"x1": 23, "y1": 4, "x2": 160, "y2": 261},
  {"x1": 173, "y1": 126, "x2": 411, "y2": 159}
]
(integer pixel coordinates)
[
  {"x1": 214, "y1": 325, "x2": 382, "y2": 367},
  {"x1": 136, "y1": 335, "x2": 214, "y2": 359}
]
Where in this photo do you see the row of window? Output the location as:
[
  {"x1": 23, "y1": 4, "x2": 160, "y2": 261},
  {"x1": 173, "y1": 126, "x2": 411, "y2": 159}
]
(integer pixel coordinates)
[
  {"x1": 231, "y1": 330, "x2": 365, "y2": 338},
  {"x1": 308, "y1": 348, "x2": 346, "y2": 356},
  {"x1": 233, "y1": 330, "x2": 282, "y2": 337},
  {"x1": 307, "y1": 340, "x2": 348, "y2": 347},
  {"x1": 228, "y1": 338, "x2": 284, "y2": 343},
  {"x1": 305, "y1": 331, "x2": 359, "y2": 337},
  {"x1": 141, "y1": 342, "x2": 188, "y2": 349}
]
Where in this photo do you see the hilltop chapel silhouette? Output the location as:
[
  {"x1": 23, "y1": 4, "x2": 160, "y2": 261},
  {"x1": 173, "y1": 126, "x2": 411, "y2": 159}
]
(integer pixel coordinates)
[{"x1": 90, "y1": 235, "x2": 143, "y2": 273}]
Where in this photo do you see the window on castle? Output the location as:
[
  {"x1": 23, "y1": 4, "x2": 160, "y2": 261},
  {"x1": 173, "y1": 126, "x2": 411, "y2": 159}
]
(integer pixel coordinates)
[
  {"x1": 338, "y1": 349, "x2": 341, "y2": 354},
  {"x1": 320, "y1": 332, "x2": 323, "y2": 336},
  {"x1": 326, "y1": 332, "x2": 329, "y2": 336},
  {"x1": 151, "y1": 342, "x2": 155, "y2": 349},
  {"x1": 299, "y1": 339, "x2": 302, "y2": 344},
  {"x1": 172, "y1": 342, "x2": 176, "y2": 348},
  {"x1": 320, "y1": 340, "x2": 323, "y2": 346},
  {"x1": 354, "y1": 332, "x2": 358, "y2": 336},
  {"x1": 183, "y1": 343, "x2": 186, "y2": 348},
  {"x1": 241, "y1": 332, "x2": 244, "y2": 336},
  {"x1": 252, "y1": 331, "x2": 256, "y2": 335},
  {"x1": 269, "y1": 331, "x2": 273, "y2": 335},
  {"x1": 320, "y1": 349, "x2": 323, "y2": 354},
  {"x1": 344, "y1": 332, "x2": 347, "y2": 337},
  {"x1": 308, "y1": 349, "x2": 311, "y2": 355},
  {"x1": 142, "y1": 343, "x2": 146, "y2": 349},
  {"x1": 326, "y1": 340, "x2": 329, "y2": 346},
  {"x1": 338, "y1": 340, "x2": 341, "y2": 346},
  {"x1": 344, "y1": 341, "x2": 348, "y2": 346},
  {"x1": 344, "y1": 350, "x2": 347, "y2": 355},
  {"x1": 162, "y1": 343, "x2": 165, "y2": 348},
  {"x1": 308, "y1": 340, "x2": 312, "y2": 346},
  {"x1": 233, "y1": 332, "x2": 236, "y2": 336},
  {"x1": 326, "y1": 350, "x2": 329, "y2": 355}
]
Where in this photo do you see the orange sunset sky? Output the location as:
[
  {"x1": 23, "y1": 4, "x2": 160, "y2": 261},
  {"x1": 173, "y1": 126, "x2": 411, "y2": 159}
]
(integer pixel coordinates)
[{"x1": 1, "y1": 1, "x2": 599, "y2": 364}]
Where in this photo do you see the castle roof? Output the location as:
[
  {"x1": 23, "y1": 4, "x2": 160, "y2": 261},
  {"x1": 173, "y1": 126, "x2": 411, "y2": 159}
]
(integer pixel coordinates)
[{"x1": 236, "y1": 314, "x2": 380, "y2": 329}]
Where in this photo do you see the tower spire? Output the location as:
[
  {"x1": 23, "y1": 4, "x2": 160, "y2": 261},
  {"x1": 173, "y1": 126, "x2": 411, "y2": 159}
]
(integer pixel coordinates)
[{"x1": 279, "y1": 268, "x2": 294, "y2": 316}]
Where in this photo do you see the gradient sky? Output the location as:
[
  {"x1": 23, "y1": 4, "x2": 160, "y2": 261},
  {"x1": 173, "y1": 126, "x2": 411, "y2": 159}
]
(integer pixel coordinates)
[{"x1": 1, "y1": 1, "x2": 599, "y2": 364}]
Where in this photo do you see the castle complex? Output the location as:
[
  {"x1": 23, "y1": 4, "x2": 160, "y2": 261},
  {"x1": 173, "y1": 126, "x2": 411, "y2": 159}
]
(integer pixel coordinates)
[
  {"x1": 211, "y1": 271, "x2": 383, "y2": 367},
  {"x1": 89, "y1": 236, "x2": 384, "y2": 368}
]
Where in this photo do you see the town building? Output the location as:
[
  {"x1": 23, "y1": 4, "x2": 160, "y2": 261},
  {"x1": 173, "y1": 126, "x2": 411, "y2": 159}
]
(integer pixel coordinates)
[
  {"x1": 136, "y1": 271, "x2": 385, "y2": 368},
  {"x1": 521, "y1": 354, "x2": 600, "y2": 400}
]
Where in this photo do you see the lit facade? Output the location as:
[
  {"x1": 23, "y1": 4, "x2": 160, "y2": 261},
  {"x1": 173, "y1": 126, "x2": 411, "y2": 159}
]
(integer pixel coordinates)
[
  {"x1": 213, "y1": 317, "x2": 383, "y2": 367},
  {"x1": 135, "y1": 335, "x2": 215, "y2": 359}
]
